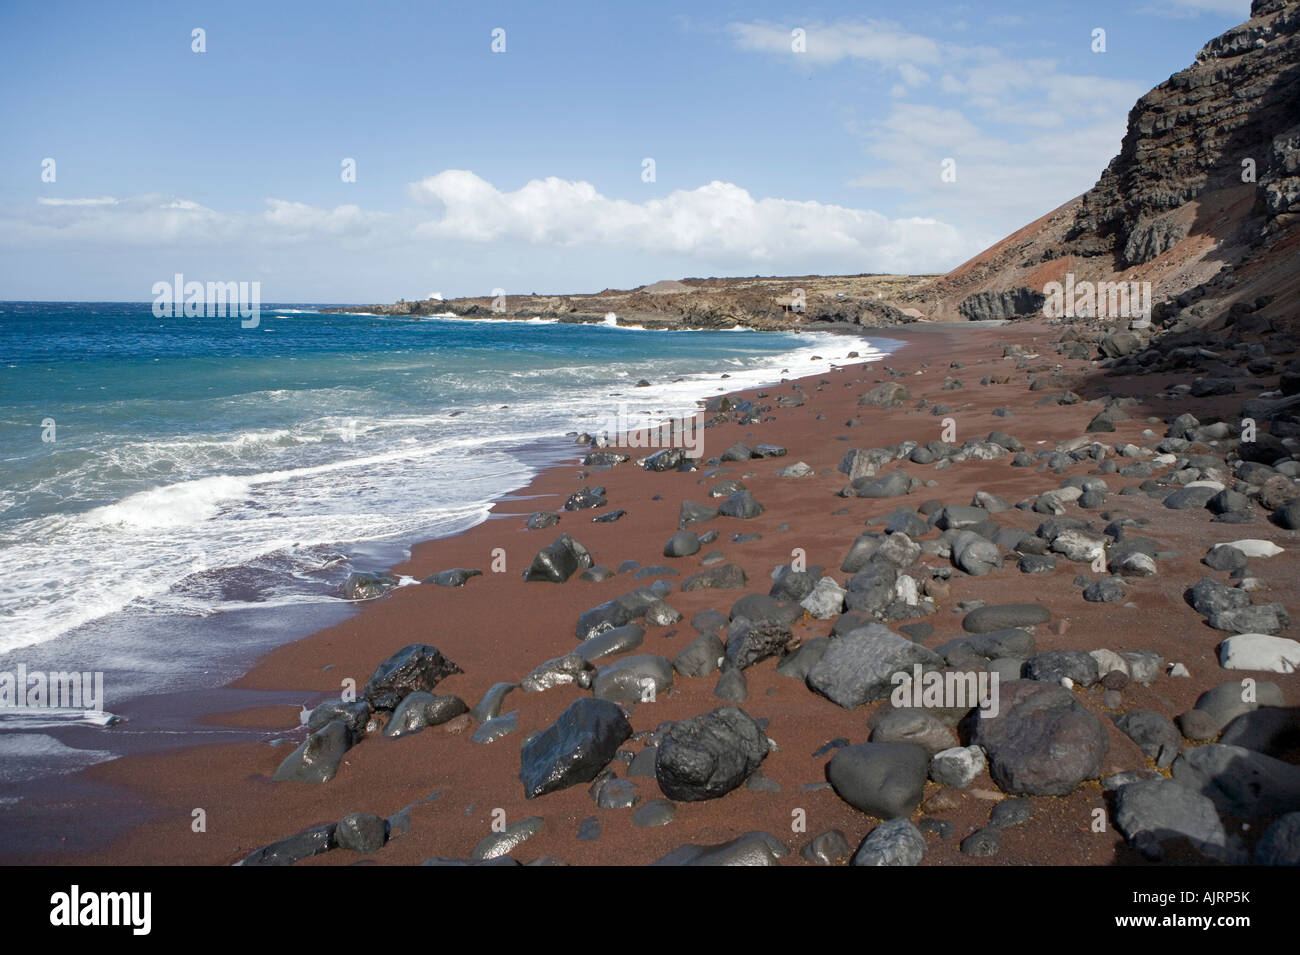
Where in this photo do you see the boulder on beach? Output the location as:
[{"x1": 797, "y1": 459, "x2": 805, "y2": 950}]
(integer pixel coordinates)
[
  {"x1": 519, "y1": 698, "x2": 633, "y2": 799},
  {"x1": 962, "y1": 603, "x2": 1051, "y2": 633},
  {"x1": 806, "y1": 624, "x2": 943, "y2": 709},
  {"x1": 826, "y1": 742, "x2": 929, "y2": 818},
  {"x1": 423, "y1": 568, "x2": 481, "y2": 587},
  {"x1": 655, "y1": 706, "x2": 769, "y2": 801},
  {"x1": 652, "y1": 831, "x2": 788, "y2": 866},
  {"x1": 522, "y1": 534, "x2": 593, "y2": 583},
  {"x1": 363, "y1": 643, "x2": 463, "y2": 710},
  {"x1": 968, "y1": 680, "x2": 1107, "y2": 796},
  {"x1": 272, "y1": 721, "x2": 353, "y2": 784}
]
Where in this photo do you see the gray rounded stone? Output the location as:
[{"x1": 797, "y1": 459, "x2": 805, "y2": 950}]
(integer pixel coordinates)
[{"x1": 852, "y1": 818, "x2": 926, "y2": 866}]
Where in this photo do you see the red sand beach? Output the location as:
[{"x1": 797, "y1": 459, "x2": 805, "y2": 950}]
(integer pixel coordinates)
[{"x1": 23, "y1": 317, "x2": 1299, "y2": 866}]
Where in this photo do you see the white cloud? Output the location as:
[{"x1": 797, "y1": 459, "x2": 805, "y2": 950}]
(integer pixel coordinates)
[
  {"x1": 408, "y1": 170, "x2": 974, "y2": 272},
  {"x1": 728, "y1": 18, "x2": 1148, "y2": 234},
  {"x1": 1142, "y1": 0, "x2": 1250, "y2": 17},
  {"x1": 2, "y1": 194, "x2": 390, "y2": 248},
  {"x1": 850, "y1": 102, "x2": 1129, "y2": 229},
  {"x1": 1, "y1": 173, "x2": 980, "y2": 277},
  {"x1": 728, "y1": 19, "x2": 944, "y2": 67},
  {"x1": 36, "y1": 197, "x2": 119, "y2": 207}
]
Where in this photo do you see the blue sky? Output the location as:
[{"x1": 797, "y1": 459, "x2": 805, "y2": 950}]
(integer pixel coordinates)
[{"x1": 0, "y1": 0, "x2": 1252, "y2": 301}]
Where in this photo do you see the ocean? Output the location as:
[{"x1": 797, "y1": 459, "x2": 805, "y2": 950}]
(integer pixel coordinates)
[{"x1": 0, "y1": 302, "x2": 897, "y2": 794}]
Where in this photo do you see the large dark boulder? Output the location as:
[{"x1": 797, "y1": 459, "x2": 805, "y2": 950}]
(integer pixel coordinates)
[
  {"x1": 519, "y1": 698, "x2": 633, "y2": 798},
  {"x1": 826, "y1": 742, "x2": 929, "y2": 819},
  {"x1": 363, "y1": 643, "x2": 463, "y2": 710},
  {"x1": 522, "y1": 534, "x2": 593, "y2": 583},
  {"x1": 968, "y1": 680, "x2": 1107, "y2": 796},
  {"x1": 655, "y1": 706, "x2": 769, "y2": 801}
]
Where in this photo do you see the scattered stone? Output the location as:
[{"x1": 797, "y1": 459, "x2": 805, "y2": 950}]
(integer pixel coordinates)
[
  {"x1": 1113, "y1": 778, "x2": 1240, "y2": 863},
  {"x1": 472, "y1": 710, "x2": 518, "y2": 744},
  {"x1": 632, "y1": 798, "x2": 676, "y2": 828},
  {"x1": 364, "y1": 643, "x2": 463, "y2": 711},
  {"x1": 801, "y1": 829, "x2": 852, "y2": 865},
  {"x1": 272, "y1": 721, "x2": 352, "y2": 784},
  {"x1": 523, "y1": 534, "x2": 593, "y2": 583},
  {"x1": 826, "y1": 742, "x2": 929, "y2": 818},
  {"x1": 1255, "y1": 812, "x2": 1300, "y2": 865},
  {"x1": 962, "y1": 604, "x2": 1051, "y2": 633},
  {"x1": 652, "y1": 831, "x2": 789, "y2": 866},
  {"x1": 336, "y1": 812, "x2": 386, "y2": 854},
  {"x1": 969, "y1": 680, "x2": 1108, "y2": 796},
  {"x1": 1218, "y1": 633, "x2": 1300, "y2": 672},
  {"x1": 655, "y1": 706, "x2": 769, "y2": 801},
  {"x1": 807, "y1": 624, "x2": 944, "y2": 709},
  {"x1": 1114, "y1": 711, "x2": 1182, "y2": 768},
  {"x1": 960, "y1": 828, "x2": 1001, "y2": 857},
  {"x1": 526, "y1": 511, "x2": 560, "y2": 530},
  {"x1": 930, "y1": 745, "x2": 986, "y2": 788},
  {"x1": 852, "y1": 818, "x2": 926, "y2": 866},
  {"x1": 989, "y1": 797, "x2": 1032, "y2": 829},
  {"x1": 519, "y1": 698, "x2": 633, "y2": 798},
  {"x1": 473, "y1": 817, "x2": 544, "y2": 860}
]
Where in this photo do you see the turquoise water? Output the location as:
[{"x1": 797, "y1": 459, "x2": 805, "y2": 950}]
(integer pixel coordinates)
[{"x1": 0, "y1": 303, "x2": 888, "y2": 661}]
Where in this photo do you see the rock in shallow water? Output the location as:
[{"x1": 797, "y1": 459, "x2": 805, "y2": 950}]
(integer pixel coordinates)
[{"x1": 340, "y1": 571, "x2": 396, "y2": 600}]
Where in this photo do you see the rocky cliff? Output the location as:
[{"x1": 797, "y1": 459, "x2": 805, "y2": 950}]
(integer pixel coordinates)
[{"x1": 904, "y1": 0, "x2": 1300, "y2": 323}]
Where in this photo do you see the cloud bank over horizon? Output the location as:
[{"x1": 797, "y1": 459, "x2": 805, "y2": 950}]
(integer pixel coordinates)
[{"x1": 0, "y1": 172, "x2": 981, "y2": 300}]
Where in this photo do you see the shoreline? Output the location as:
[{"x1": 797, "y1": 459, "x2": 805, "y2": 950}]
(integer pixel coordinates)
[
  {"x1": 10, "y1": 315, "x2": 1297, "y2": 866},
  {"x1": 0, "y1": 320, "x2": 909, "y2": 862}
]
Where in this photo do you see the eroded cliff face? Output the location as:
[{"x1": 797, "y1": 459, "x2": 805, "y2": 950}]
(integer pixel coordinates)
[
  {"x1": 1070, "y1": 0, "x2": 1300, "y2": 266},
  {"x1": 906, "y1": 0, "x2": 1300, "y2": 323}
]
